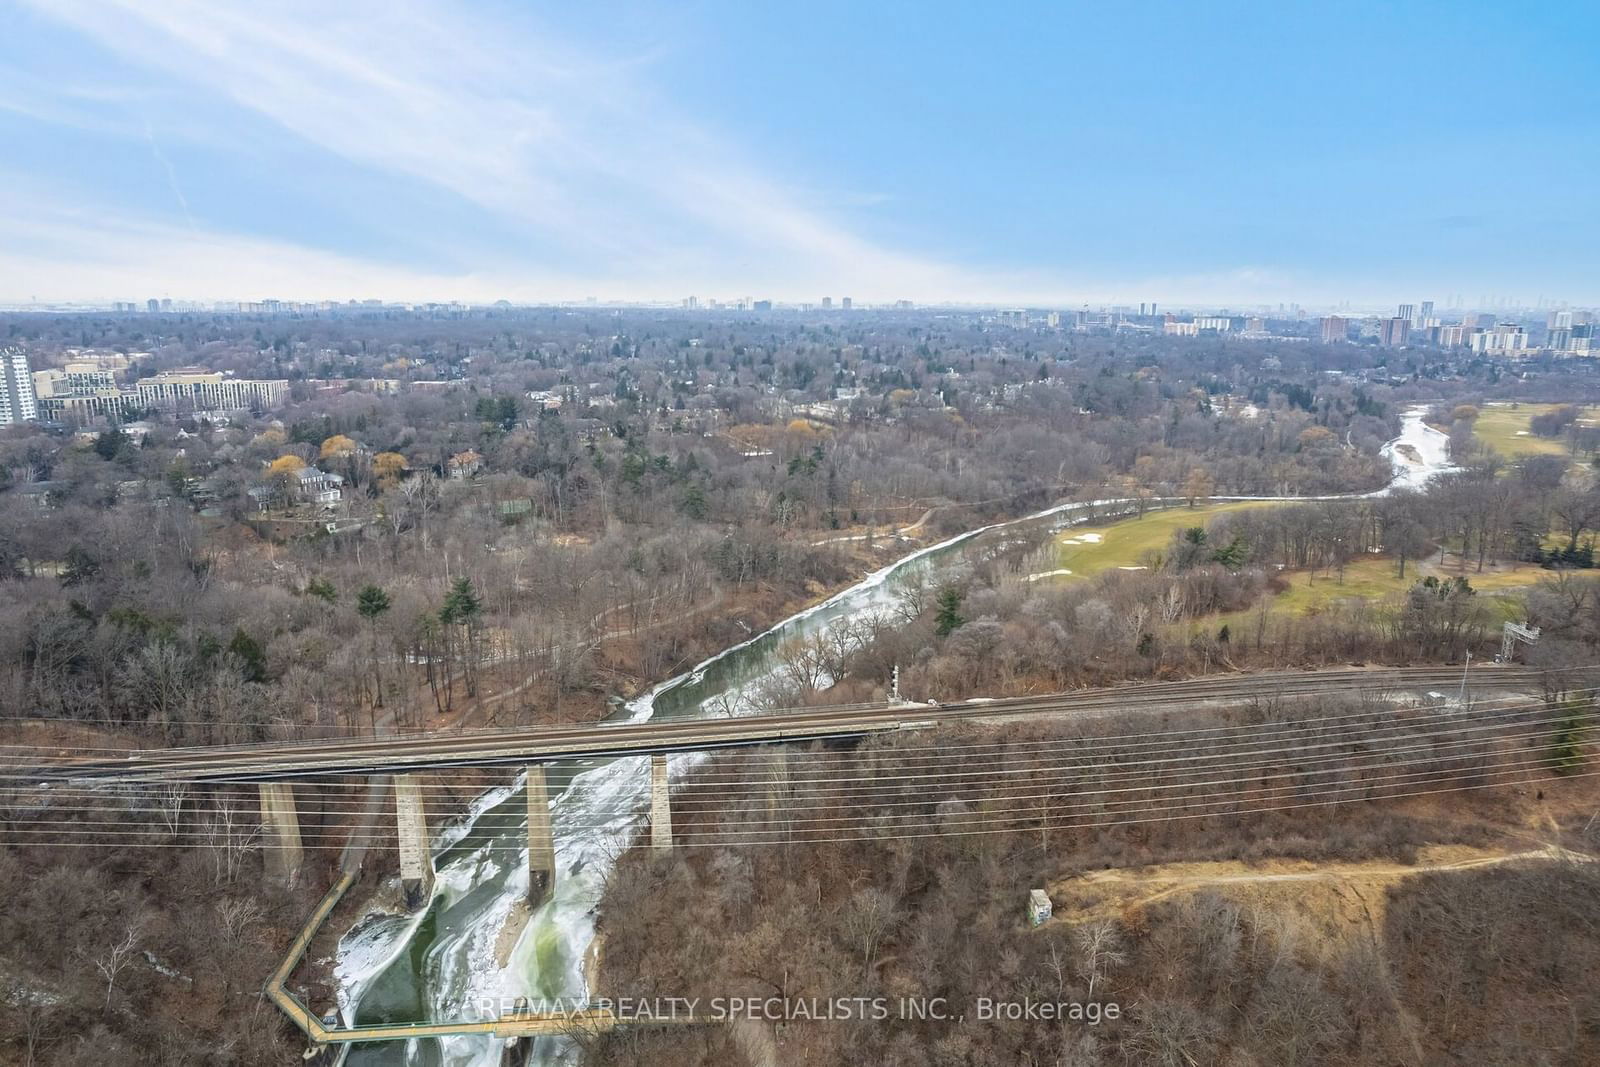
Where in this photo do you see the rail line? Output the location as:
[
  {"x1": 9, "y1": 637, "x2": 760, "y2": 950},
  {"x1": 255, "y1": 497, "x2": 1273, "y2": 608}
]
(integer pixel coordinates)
[{"x1": 10, "y1": 665, "x2": 1548, "y2": 784}]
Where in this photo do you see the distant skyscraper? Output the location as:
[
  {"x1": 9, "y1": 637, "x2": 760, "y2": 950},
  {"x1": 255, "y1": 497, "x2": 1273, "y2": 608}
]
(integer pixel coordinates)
[
  {"x1": 841, "y1": 297, "x2": 852, "y2": 310},
  {"x1": 821, "y1": 297, "x2": 833, "y2": 309},
  {"x1": 1397, "y1": 303, "x2": 1415, "y2": 324},
  {"x1": 0, "y1": 347, "x2": 39, "y2": 425},
  {"x1": 1418, "y1": 301, "x2": 1433, "y2": 327},
  {"x1": 1380, "y1": 317, "x2": 1411, "y2": 347},
  {"x1": 146, "y1": 298, "x2": 160, "y2": 313},
  {"x1": 1320, "y1": 316, "x2": 1348, "y2": 343},
  {"x1": 753, "y1": 299, "x2": 772, "y2": 311}
]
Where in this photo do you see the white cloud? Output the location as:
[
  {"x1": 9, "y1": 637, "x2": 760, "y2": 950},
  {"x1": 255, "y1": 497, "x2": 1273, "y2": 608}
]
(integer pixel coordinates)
[
  {"x1": 0, "y1": 176, "x2": 579, "y2": 304},
  {"x1": 0, "y1": 178, "x2": 1328, "y2": 306},
  {"x1": 3, "y1": 2, "x2": 1588, "y2": 307},
  {"x1": 4, "y1": 1, "x2": 1377, "y2": 306},
  {"x1": 14, "y1": 0, "x2": 995, "y2": 300}
]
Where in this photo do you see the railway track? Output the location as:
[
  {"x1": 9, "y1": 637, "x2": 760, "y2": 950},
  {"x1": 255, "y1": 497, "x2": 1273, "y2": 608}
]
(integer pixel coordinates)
[{"x1": 9, "y1": 665, "x2": 1552, "y2": 784}]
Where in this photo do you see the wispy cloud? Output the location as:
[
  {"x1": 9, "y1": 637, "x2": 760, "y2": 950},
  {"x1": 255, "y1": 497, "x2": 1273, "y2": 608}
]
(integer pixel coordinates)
[
  {"x1": 0, "y1": 1, "x2": 1332, "y2": 306},
  {"x1": 0, "y1": 173, "x2": 553, "y2": 302},
  {"x1": 4, "y1": 2, "x2": 1593, "y2": 306},
  {"x1": 140, "y1": 117, "x2": 197, "y2": 233},
  {"x1": 12, "y1": 0, "x2": 988, "y2": 300}
]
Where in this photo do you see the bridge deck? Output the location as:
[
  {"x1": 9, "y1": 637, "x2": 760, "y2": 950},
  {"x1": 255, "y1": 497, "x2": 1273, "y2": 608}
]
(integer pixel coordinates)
[{"x1": 13, "y1": 665, "x2": 1543, "y2": 784}]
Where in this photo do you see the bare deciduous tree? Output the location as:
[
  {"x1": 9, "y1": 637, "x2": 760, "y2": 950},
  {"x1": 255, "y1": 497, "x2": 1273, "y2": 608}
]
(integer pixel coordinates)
[
  {"x1": 93, "y1": 920, "x2": 143, "y2": 1010},
  {"x1": 1074, "y1": 919, "x2": 1126, "y2": 1002},
  {"x1": 202, "y1": 799, "x2": 261, "y2": 886},
  {"x1": 154, "y1": 783, "x2": 188, "y2": 840},
  {"x1": 838, "y1": 886, "x2": 900, "y2": 976},
  {"x1": 215, "y1": 897, "x2": 265, "y2": 943}
]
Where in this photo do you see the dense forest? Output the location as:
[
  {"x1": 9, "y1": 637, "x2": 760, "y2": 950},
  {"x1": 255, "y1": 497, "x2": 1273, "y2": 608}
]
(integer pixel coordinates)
[
  {"x1": 589, "y1": 701, "x2": 1600, "y2": 1066},
  {"x1": 4, "y1": 309, "x2": 1600, "y2": 1065},
  {"x1": 2, "y1": 311, "x2": 1414, "y2": 744}
]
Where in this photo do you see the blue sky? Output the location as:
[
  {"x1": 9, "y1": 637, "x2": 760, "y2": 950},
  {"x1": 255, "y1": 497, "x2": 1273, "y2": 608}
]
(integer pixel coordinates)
[{"x1": 1, "y1": 1, "x2": 1594, "y2": 308}]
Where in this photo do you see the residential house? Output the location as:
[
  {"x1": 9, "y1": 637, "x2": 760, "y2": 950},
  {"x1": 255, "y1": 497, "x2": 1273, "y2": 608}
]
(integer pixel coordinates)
[
  {"x1": 447, "y1": 450, "x2": 483, "y2": 480},
  {"x1": 295, "y1": 467, "x2": 345, "y2": 506}
]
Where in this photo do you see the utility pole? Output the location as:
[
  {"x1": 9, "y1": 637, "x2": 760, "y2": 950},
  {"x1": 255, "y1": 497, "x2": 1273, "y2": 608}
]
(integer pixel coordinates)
[{"x1": 1457, "y1": 650, "x2": 1471, "y2": 705}]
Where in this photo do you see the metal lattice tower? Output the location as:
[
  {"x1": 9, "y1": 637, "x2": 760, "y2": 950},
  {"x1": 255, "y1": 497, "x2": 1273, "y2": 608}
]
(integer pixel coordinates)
[{"x1": 1500, "y1": 622, "x2": 1541, "y2": 662}]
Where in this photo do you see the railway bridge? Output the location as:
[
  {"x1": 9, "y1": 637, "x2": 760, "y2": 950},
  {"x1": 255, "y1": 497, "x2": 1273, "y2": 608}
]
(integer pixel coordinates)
[{"x1": 7, "y1": 664, "x2": 1552, "y2": 1045}]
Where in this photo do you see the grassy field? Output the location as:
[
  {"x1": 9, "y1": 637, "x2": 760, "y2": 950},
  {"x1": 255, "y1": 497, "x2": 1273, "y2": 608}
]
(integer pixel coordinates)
[
  {"x1": 1269, "y1": 557, "x2": 1540, "y2": 619},
  {"x1": 1055, "y1": 501, "x2": 1275, "y2": 577},
  {"x1": 1472, "y1": 402, "x2": 1599, "y2": 458},
  {"x1": 1199, "y1": 557, "x2": 1541, "y2": 635},
  {"x1": 1047, "y1": 501, "x2": 1555, "y2": 624}
]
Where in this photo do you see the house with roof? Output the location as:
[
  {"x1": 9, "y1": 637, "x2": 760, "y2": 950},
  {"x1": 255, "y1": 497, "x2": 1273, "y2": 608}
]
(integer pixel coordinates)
[
  {"x1": 447, "y1": 450, "x2": 483, "y2": 480},
  {"x1": 294, "y1": 466, "x2": 344, "y2": 506}
]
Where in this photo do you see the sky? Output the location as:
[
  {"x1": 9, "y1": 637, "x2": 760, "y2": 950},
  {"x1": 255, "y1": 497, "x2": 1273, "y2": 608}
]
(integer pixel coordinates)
[{"x1": 0, "y1": 0, "x2": 1595, "y2": 309}]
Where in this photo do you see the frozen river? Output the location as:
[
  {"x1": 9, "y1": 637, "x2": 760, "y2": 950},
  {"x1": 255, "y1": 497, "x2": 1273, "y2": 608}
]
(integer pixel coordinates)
[{"x1": 332, "y1": 403, "x2": 1452, "y2": 1065}]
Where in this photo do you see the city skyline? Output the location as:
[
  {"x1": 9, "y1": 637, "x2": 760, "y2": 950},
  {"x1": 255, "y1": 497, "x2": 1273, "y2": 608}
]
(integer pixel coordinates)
[
  {"x1": 1, "y1": 1, "x2": 1596, "y2": 306},
  {"x1": 5, "y1": 294, "x2": 1587, "y2": 318}
]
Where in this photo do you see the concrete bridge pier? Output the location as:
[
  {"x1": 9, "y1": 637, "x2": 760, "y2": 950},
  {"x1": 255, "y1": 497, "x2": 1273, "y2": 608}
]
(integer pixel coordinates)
[
  {"x1": 258, "y1": 782, "x2": 305, "y2": 885},
  {"x1": 650, "y1": 754, "x2": 673, "y2": 851},
  {"x1": 394, "y1": 774, "x2": 435, "y2": 909},
  {"x1": 526, "y1": 765, "x2": 556, "y2": 903},
  {"x1": 764, "y1": 749, "x2": 789, "y2": 823}
]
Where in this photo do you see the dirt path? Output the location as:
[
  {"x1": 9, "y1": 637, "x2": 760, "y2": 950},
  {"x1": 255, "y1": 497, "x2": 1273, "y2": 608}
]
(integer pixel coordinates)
[
  {"x1": 1048, "y1": 843, "x2": 1590, "y2": 927},
  {"x1": 809, "y1": 506, "x2": 940, "y2": 546},
  {"x1": 730, "y1": 1017, "x2": 781, "y2": 1067},
  {"x1": 896, "y1": 506, "x2": 939, "y2": 536},
  {"x1": 595, "y1": 587, "x2": 726, "y2": 640},
  {"x1": 407, "y1": 587, "x2": 733, "y2": 732}
]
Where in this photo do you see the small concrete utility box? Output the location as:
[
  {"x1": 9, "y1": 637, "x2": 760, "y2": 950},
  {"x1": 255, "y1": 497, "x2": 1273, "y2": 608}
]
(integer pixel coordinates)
[{"x1": 1027, "y1": 889, "x2": 1053, "y2": 926}]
